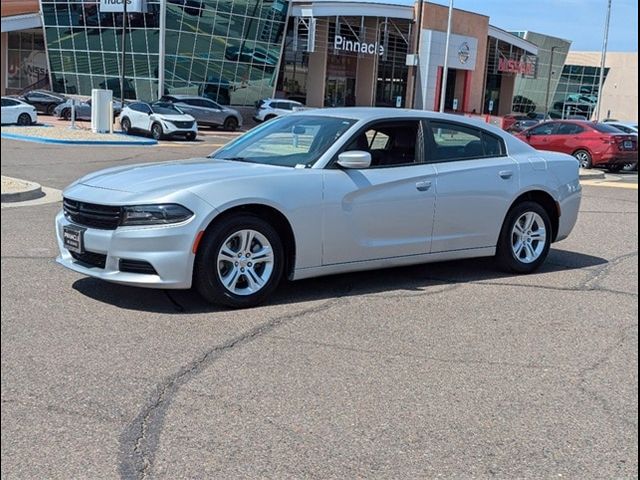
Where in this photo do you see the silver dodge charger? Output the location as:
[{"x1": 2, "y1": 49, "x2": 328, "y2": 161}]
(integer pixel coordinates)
[{"x1": 56, "y1": 108, "x2": 581, "y2": 308}]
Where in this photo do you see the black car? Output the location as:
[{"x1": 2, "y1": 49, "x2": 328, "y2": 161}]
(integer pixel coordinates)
[{"x1": 19, "y1": 90, "x2": 67, "y2": 115}]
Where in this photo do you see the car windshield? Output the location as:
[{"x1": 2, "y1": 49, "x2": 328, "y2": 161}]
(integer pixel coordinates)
[
  {"x1": 210, "y1": 115, "x2": 356, "y2": 168},
  {"x1": 151, "y1": 102, "x2": 182, "y2": 115},
  {"x1": 593, "y1": 122, "x2": 627, "y2": 133}
]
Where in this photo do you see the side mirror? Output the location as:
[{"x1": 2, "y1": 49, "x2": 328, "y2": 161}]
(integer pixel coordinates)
[{"x1": 337, "y1": 151, "x2": 372, "y2": 169}]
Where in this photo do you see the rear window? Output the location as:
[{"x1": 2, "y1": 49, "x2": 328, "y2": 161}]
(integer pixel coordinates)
[{"x1": 593, "y1": 123, "x2": 626, "y2": 133}]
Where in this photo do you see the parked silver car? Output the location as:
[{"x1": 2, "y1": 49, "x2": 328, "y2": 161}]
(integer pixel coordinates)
[
  {"x1": 53, "y1": 98, "x2": 123, "y2": 121},
  {"x1": 55, "y1": 108, "x2": 581, "y2": 308},
  {"x1": 160, "y1": 94, "x2": 243, "y2": 130}
]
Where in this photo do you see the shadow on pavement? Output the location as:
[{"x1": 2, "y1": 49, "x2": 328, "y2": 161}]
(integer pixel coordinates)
[{"x1": 72, "y1": 248, "x2": 607, "y2": 315}]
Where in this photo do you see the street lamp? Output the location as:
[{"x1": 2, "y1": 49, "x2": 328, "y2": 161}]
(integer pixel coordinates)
[{"x1": 543, "y1": 46, "x2": 559, "y2": 118}]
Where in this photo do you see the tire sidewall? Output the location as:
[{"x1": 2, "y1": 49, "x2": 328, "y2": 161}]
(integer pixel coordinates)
[
  {"x1": 151, "y1": 123, "x2": 163, "y2": 140},
  {"x1": 121, "y1": 117, "x2": 131, "y2": 133},
  {"x1": 224, "y1": 117, "x2": 238, "y2": 131},
  {"x1": 47, "y1": 104, "x2": 57, "y2": 115},
  {"x1": 17, "y1": 113, "x2": 31, "y2": 125},
  {"x1": 195, "y1": 214, "x2": 284, "y2": 308},
  {"x1": 497, "y1": 201, "x2": 552, "y2": 273}
]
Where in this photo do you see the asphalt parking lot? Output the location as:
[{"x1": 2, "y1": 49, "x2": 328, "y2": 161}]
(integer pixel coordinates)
[{"x1": 1, "y1": 137, "x2": 638, "y2": 479}]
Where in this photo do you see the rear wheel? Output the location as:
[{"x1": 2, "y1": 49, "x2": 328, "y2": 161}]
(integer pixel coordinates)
[
  {"x1": 17, "y1": 113, "x2": 32, "y2": 126},
  {"x1": 186, "y1": 132, "x2": 197, "y2": 141},
  {"x1": 62, "y1": 109, "x2": 75, "y2": 121},
  {"x1": 223, "y1": 116, "x2": 238, "y2": 131},
  {"x1": 496, "y1": 201, "x2": 552, "y2": 274},
  {"x1": 46, "y1": 104, "x2": 57, "y2": 115},
  {"x1": 120, "y1": 117, "x2": 131, "y2": 134},
  {"x1": 573, "y1": 149, "x2": 592, "y2": 169},
  {"x1": 151, "y1": 123, "x2": 164, "y2": 140},
  {"x1": 607, "y1": 164, "x2": 623, "y2": 173},
  {"x1": 194, "y1": 214, "x2": 284, "y2": 308}
]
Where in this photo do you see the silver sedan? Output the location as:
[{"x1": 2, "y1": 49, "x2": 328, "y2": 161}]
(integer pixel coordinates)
[{"x1": 55, "y1": 108, "x2": 581, "y2": 308}]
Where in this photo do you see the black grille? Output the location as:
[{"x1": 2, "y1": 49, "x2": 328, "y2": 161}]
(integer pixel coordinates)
[
  {"x1": 171, "y1": 120, "x2": 194, "y2": 129},
  {"x1": 63, "y1": 198, "x2": 121, "y2": 230},
  {"x1": 119, "y1": 259, "x2": 158, "y2": 275},
  {"x1": 70, "y1": 250, "x2": 107, "y2": 269}
]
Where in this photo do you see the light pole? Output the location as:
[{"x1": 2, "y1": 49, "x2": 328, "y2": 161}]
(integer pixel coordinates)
[
  {"x1": 595, "y1": 0, "x2": 612, "y2": 122},
  {"x1": 438, "y1": 0, "x2": 453, "y2": 113},
  {"x1": 544, "y1": 46, "x2": 559, "y2": 118}
]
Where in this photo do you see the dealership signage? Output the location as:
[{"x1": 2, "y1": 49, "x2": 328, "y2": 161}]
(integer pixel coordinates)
[
  {"x1": 100, "y1": 0, "x2": 145, "y2": 13},
  {"x1": 498, "y1": 57, "x2": 535, "y2": 76},
  {"x1": 334, "y1": 35, "x2": 384, "y2": 56}
]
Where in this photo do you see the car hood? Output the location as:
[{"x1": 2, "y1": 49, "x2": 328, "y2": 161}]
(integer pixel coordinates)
[
  {"x1": 77, "y1": 158, "x2": 288, "y2": 195},
  {"x1": 153, "y1": 113, "x2": 194, "y2": 122}
]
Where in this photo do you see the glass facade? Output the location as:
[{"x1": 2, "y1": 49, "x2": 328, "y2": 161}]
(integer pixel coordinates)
[
  {"x1": 551, "y1": 64, "x2": 609, "y2": 119},
  {"x1": 40, "y1": 0, "x2": 289, "y2": 105},
  {"x1": 6, "y1": 30, "x2": 47, "y2": 94}
]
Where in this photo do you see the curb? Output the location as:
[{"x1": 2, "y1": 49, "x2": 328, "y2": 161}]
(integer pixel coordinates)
[
  {"x1": 1, "y1": 179, "x2": 43, "y2": 203},
  {"x1": 579, "y1": 169, "x2": 606, "y2": 180},
  {"x1": 1, "y1": 131, "x2": 157, "y2": 146}
]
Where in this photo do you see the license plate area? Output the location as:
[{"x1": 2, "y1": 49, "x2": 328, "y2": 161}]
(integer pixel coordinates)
[
  {"x1": 63, "y1": 225, "x2": 86, "y2": 254},
  {"x1": 623, "y1": 140, "x2": 633, "y2": 150}
]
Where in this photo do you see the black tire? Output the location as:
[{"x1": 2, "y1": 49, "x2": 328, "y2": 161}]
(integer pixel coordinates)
[
  {"x1": 496, "y1": 201, "x2": 552, "y2": 274},
  {"x1": 151, "y1": 122, "x2": 164, "y2": 140},
  {"x1": 194, "y1": 214, "x2": 284, "y2": 308},
  {"x1": 264, "y1": 114, "x2": 277, "y2": 122},
  {"x1": 607, "y1": 164, "x2": 623, "y2": 173},
  {"x1": 186, "y1": 132, "x2": 197, "y2": 141},
  {"x1": 17, "y1": 113, "x2": 32, "y2": 126},
  {"x1": 46, "y1": 104, "x2": 57, "y2": 115},
  {"x1": 120, "y1": 117, "x2": 131, "y2": 134},
  {"x1": 223, "y1": 116, "x2": 238, "y2": 131},
  {"x1": 573, "y1": 149, "x2": 592, "y2": 169},
  {"x1": 62, "y1": 109, "x2": 74, "y2": 121}
]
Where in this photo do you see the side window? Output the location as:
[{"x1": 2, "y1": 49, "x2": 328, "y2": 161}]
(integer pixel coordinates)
[
  {"x1": 428, "y1": 121, "x2": 505, "y2": 162},
  {"x1": 556, "y1": 123, "x2": 584, "y2": 135},
  {"x1": 3, "y1": 99, "x2": 18, "y2": 107},
  {"x1": 529, "y1": 123, "x2": 557, "y2": 136},
  {"x1": 344, "y1": 121, "x2": 422, "y2": 168}
]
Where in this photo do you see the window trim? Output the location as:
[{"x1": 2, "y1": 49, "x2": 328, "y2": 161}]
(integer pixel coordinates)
[
  {"x1": 326, "y1": 118, "x2": 426, "y2": 170},
  {"x1": 424, "y1": 119, "x2": 507, "y2": 164}
]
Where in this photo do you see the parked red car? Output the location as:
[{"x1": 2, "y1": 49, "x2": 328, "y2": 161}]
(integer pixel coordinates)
[{"x1": 517, "y1": 120, "x2": 638, "y2": 171}]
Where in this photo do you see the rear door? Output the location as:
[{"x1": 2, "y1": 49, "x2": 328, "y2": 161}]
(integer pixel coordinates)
[
  {"x1": 553, "y1": 122, "x2": 585, "y2": 154},
  {"x1": 426, "y1": 120, "x2": 519, "y2": 252}
]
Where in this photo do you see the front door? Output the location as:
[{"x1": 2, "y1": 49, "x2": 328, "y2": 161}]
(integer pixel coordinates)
[
  {"x1": 523, "y1": 122, "x2": 559, "y2": 150},
  {"x1": 322, "y1": 119, "x2": 436, "y2": 265}
]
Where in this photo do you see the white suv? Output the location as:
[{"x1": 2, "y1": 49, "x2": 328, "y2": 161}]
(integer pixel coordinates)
[{"x1": 254, "y1": 99, "x2": 305, "y2": 122}]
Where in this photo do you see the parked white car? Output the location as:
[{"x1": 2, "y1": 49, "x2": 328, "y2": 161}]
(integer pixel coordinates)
[
  {"x1": 254, "y1": 98, "x2": 305, "y2": 122},
  {"x1": 56, "y1": 108, "x2": 581, "y2": 308},
  {"x1": 119, "y1": 101, "x2": 197, "y2": 140},
  {"x1": 604, "y1": 121, "x2": 638, "y2": 135},
  {"x1": 1, "y1": 97, "x2": 38, "y2": 125}
]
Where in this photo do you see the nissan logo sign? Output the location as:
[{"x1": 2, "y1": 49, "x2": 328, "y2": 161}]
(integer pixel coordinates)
[{"x1": 458, "y1": 42, "x2": 470, "y2": 64}]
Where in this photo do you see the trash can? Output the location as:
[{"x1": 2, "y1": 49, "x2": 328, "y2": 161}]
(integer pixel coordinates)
[{"x1": 91, "y1": 89, "x2": 112, "y2": 133}]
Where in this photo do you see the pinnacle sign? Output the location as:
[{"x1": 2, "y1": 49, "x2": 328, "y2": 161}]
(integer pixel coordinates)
[
  {"x1": 334, "y1": 35, "x2": 384, "y2": 56},
  {"x1": 100, "y1": 0, "x2": 145, "y2": 13}
]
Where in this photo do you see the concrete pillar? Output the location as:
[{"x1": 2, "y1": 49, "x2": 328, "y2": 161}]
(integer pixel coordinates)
[
  {"x1": 306, "y1": 19, "x2": 328, "y2": 108},
  {"x1": 498, "y1": 75, "x2": 515, "y2": 116}
]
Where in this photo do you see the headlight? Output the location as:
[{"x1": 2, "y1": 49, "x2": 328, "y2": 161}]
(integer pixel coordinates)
[{"x1": 121, "y1": 204, "x2": 193, "y2": 226}]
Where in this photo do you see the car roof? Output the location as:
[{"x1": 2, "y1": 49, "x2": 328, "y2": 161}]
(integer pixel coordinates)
[{"x1": 164, "y1": 94, "x2": 210, "y2": 100}]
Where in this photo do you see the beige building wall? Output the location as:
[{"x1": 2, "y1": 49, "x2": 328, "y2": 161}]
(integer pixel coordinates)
[
  {"x1": 565, "y1": 51, "x2": 638, "y2": 122},
  {"x1": 306, "y1": 19, "x2": 329, "y2": 108},
  {"x1": 1, "y1": 32, "x2": 7, "y2": 95}
]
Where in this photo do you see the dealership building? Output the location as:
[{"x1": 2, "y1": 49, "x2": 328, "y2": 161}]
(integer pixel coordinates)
[{"x1": 1, "y1": 0, "x2": 637, "y2": 121}]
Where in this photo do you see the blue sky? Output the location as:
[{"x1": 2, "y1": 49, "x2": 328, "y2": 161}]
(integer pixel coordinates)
[{"x1": 431, "y1": 0, "x2": 638, "y2": 52}]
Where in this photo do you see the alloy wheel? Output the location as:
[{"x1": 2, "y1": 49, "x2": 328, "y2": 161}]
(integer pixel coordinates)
[
  {"x1": 216, "y1": 229, "x2": 274, "y2": 296},
  {"x1": 511, "y1": 212, "x2": 547, "y2": 264}
]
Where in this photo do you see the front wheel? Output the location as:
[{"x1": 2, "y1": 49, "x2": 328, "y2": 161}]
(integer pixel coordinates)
[
  {"x1": 185, "y1": 132, "x2": 197, "y2": 141},
  {"x1": 496, "y1": 201, "x2": 552, "y2": 274},
  {"x1": 46, "y1": 104, "x2": 57, "y2": 115},
  {"x1": 120, "y1": 117, "x2": 131, "y2": 134},
  {"x1": 573, "y1": 149, "x2": 592, "y2": 169},
  {"x1": 151, "y1": 123, "x2": 164, "y2": 140},
  {"x1": 607, "y1": 164, "x2": 623, "y2": 173},
  {"x1": 194, "y1": 215, "x2": 284, "y2": 308},
  {"x1": 17, "y1": 113, "x2": 32, "y2": 126}
]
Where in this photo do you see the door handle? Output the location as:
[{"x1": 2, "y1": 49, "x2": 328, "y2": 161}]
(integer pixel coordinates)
[
  {"x1": 416, "y1": 180, "x2": 432, "y2": 191},
  {"x1": 499, "y1": 170, "x2": 513, "y2": 179}
]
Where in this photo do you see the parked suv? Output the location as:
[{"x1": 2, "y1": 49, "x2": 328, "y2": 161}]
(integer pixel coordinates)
[
  {"x1": 119, "y1": 102, "x2": 197, "y2": 140},
  {"x1": 254, "y1": 99, "x2": 305, "y2": 122},
  {"x1": 160, "y1": 95, "x2": 242, "y2": 130},
  {"x1": 19, "y1": 90, "x2": 66, "y2": 115}
]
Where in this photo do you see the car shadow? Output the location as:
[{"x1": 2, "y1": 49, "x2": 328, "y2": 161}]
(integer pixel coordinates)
[{"x1": 71, "y1": 248, "x2": 608, "y2": 315}]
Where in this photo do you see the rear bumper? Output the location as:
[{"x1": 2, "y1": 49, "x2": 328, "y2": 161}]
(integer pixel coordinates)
[{"x1": 594, "y1": 150, "x2": 638, "y2": 167}]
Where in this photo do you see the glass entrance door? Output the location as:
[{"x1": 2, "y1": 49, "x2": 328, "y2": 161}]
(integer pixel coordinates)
[{"x1": 325, "y1": 78, "x2": 356, "y2": 107}]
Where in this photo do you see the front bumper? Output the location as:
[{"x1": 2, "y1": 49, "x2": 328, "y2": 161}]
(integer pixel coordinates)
[
  {"x1": 162, "y1": 121, "x2": 198, "y2": 137},
  {"x1": 55, "y1": 210, "x2": 200, "y2": 289}
]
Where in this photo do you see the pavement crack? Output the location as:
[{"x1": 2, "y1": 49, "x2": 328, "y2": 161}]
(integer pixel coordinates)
[{"x1": 118, "y1": 294, "x2": 348, "y2": 480}]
